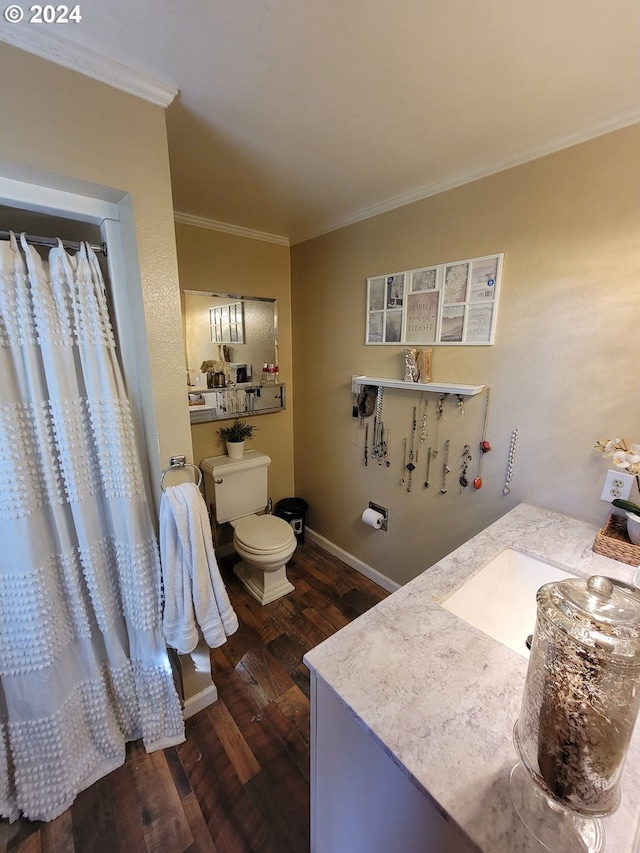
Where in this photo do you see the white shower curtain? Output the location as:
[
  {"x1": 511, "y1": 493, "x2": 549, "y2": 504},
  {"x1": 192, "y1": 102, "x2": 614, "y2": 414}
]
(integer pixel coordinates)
[{"x1": 0, "y1": 233, "x2": 185, "y2": 823}]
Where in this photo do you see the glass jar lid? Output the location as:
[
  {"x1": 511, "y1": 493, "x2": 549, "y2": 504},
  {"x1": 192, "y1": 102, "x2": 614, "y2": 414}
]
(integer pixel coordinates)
[{"x1": 537, "y1": 575, "x2": 640, "y2": 661}]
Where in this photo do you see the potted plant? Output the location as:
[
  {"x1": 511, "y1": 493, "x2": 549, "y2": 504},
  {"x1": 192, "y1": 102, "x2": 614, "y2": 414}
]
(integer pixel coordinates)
[{"x1": 218, "y1": 418, "x2": 258, "y2": 459}]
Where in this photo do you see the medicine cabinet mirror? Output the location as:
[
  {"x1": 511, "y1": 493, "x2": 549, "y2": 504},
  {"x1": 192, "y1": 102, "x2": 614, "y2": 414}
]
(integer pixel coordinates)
[{"x1": 181, "y1": 290, "x2": 283, "y2": 423}]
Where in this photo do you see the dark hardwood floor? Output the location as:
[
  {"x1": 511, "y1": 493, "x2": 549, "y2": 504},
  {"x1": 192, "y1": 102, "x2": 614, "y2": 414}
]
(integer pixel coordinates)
[{"x1": 1, "y1": 541, "x2": 389, "y2": 852}]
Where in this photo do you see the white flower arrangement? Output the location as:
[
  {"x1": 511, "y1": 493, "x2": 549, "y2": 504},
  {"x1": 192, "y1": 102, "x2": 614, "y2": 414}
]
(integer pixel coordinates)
[
  {"x1": 595, "y1": 438, "x2": 640, "y2": 477},
  {"x1": 200, "y1": 359, "x2": 225, "y2": 373}
]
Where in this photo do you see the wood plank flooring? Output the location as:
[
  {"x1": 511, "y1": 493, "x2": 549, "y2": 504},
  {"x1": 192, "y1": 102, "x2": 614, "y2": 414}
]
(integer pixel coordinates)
[{"x1": 1, "y1": 541, "x2": 388, "y2": 853}]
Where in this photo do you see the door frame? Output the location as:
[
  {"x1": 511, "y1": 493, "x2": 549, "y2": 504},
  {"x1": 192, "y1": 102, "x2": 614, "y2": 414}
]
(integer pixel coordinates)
[{"x1": 0, "y1": 174, "x2": 159, "y2": 511}]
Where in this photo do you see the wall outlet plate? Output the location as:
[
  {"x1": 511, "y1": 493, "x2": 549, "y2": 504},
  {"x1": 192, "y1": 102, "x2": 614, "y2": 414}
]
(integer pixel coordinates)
[{"x1": 600, "y1": 469, "x2": 634, "y2": 502}]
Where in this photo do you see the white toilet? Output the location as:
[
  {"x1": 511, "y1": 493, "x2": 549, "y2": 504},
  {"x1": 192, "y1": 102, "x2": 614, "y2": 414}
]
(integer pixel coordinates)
[{"x1": 200, "y1": 450, "x2": 297, "y2": 605}]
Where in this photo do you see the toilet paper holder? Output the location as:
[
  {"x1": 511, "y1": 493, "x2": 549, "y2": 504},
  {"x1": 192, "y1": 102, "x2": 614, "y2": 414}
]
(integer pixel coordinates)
[{"x1": 368, "y1": 501, "x2": 388, "y2": 531}]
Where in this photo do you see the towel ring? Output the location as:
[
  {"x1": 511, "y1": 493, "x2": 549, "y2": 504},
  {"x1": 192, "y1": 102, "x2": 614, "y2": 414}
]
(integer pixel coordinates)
[{"x1": 160, "y1": 460, "x2": 203, "y2": 492}]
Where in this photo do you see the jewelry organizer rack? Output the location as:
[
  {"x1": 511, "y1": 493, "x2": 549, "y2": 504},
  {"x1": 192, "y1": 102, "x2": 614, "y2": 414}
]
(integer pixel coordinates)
[{"x1": 353, "y1": 377, "x2": 511, "y2": 495}]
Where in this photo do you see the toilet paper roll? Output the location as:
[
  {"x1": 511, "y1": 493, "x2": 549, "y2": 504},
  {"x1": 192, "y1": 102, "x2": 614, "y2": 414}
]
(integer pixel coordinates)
[{"x1": 361, "y1": 507, "x2": 384, "y2": 529}]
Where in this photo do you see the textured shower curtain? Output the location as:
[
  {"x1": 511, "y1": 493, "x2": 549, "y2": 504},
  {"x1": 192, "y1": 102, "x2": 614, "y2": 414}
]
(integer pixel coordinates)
[{"x1": 0, "y1": 233, "x2": 185, "y2": 823}]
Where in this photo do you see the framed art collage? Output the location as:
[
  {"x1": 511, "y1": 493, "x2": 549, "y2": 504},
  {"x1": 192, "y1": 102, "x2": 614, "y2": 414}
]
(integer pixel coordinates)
[{"x1": 366, "y1": 253, "x2": 503, "y2": 346}]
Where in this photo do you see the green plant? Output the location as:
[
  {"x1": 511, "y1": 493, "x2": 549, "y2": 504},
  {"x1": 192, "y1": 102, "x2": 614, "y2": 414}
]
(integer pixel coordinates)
[
  {"x1": 612, "y1": 499, "x2": 640, "y2": 519},
  {"x1": 217, "y1": 418, "x2": 258, "y2": 445}
]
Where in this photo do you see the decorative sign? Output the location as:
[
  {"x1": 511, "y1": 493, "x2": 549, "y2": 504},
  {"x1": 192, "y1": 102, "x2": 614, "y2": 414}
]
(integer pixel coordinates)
[{"x1": 366, "y1": 253, "x2": 502, "y2": 346}]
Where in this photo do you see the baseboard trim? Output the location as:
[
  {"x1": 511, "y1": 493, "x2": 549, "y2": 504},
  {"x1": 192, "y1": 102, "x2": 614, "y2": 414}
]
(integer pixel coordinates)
[
  {"x1": 183, "y1": 684, "x2": 218, "y2": 719},
  {"x1": 214, "y1": 524, "x2": 400, "y2": 593},
  {"x1": 305, "y1": 527, "x2": 400, "y2": 594}
]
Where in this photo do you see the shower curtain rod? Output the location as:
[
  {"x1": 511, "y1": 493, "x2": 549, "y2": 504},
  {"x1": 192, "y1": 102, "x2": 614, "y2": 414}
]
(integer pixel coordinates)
[{"x1": 0, "y1": 230, "x2": 107, "y2": 256}]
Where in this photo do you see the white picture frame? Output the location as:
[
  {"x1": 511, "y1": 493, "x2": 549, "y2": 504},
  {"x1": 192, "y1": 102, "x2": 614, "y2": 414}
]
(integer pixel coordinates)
[
  {"x1": 210, "y1": 301, "x2": 245, "y2": 344},
  {"x1": 366, "y1": 273, "x2": 406, "y2": 344},
  {"x1": 365, "y1": 253, "x2": 502, "y2": 346}
]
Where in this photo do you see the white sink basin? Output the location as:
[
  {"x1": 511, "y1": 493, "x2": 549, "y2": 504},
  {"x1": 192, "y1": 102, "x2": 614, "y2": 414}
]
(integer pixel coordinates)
[{"x1": 441, "y1": 548, "x2": 576, "y2": 657}]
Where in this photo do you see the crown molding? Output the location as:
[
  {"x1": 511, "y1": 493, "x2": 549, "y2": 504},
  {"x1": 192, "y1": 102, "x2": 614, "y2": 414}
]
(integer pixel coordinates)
[
  {"x1": 290, "y1": 108, "x2": 640, "y2": 244},
  {"x1": 0, "y1": 24, "x2": 178, "y2": 107},
  {"x1": 174, "y1": 211, "x2": 289, "y2": 246}
]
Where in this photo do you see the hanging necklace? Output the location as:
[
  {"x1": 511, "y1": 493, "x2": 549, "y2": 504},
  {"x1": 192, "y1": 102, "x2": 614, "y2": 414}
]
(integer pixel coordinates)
[
  {"x1": 419, "y1": 397, "x2": 428, "y2": 443},
  {"x1": 503, "y1": 428, "x2": 519, "y2": 495},
  {"x1": 440, "y1": 440, "x2": 450, "y2": 494},
  {"x1": 372, "y1": 387, "x2": 386, "y2": 464},
  {"x1": 459, "y1": 444, "x2": 472, "y2": 492},
  {"x1": 352, "y1": 379, "x2": 360, "y2": 419},
  {"x1": 424, "y1": 446, "x2": 432, "y2": 488},
  {"x1": 406, "y1": 405, "x2": 417, "y2": 492},
  {"x1": 400, "y1": 437, "x2": 408, "y2": 486},
  {"x1": 431, "y1": 394, "x2": 444, "y2": 461},
  {"x1": 474, "y1": 388, "x2": 492, "y2": 490}
]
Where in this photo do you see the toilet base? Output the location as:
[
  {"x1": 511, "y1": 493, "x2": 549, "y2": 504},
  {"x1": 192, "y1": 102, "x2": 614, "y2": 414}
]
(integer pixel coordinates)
[{"x1": 233, "y1": 561, "x2": 295, "y2": 605}]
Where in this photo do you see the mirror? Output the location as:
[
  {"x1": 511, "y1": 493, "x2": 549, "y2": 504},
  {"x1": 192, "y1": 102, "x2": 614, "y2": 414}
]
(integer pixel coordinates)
[
  {"x1": 182, "y1": 290, "x2": 283, "y2": 423},
  {"x1": 182, "y1": 290, "x2": 278, "y2": 387}
]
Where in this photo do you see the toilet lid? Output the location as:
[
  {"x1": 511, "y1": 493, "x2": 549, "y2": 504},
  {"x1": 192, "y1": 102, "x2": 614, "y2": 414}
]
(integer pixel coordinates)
[{"x1": 233, "y1": 514, "x2": 296, "y2": 552}]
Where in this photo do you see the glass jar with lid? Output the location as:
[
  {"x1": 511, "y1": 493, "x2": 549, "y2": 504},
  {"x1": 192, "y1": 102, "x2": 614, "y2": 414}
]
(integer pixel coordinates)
[{"x1": 514, "y1": 575, "x2": 640, "y2": 820}]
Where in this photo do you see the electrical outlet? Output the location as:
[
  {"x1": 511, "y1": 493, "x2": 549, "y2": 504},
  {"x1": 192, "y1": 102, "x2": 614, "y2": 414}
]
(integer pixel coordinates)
[{"x1": 600, "y1": 469, "x2": 634, "y2": 502}]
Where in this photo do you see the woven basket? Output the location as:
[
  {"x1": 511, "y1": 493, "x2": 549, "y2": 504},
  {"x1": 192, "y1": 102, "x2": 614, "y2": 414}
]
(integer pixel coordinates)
[{"x1": 593, "y1": 513, "x2": 640, "y2": 567}]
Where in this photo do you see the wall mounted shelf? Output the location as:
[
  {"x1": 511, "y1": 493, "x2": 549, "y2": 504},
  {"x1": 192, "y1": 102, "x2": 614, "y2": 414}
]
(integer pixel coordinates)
[
  {"x1": 188, "y1": 383, "x2": 286, "y2": 423},
  {"x1": 352, "y1": 375, "x2": 485, "y2": 396}
]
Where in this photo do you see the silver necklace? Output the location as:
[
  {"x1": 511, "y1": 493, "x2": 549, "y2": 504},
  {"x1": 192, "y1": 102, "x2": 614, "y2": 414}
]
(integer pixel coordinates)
[
  {"x1": 419, "y1": 397, "x2": 428, "y2": 443},
  {"x1": 503, "y1": 428, "x2": 519, "y2": 495},
  {"x1": 424, "y1": 445, "x2": 432, "y2": 488},
  {"x1": 440, "y1": 440, "x2": 450, "y2": 494}
]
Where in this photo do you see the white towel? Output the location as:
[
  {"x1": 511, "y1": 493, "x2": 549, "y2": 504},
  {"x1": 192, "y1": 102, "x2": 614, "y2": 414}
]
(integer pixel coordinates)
[{"x1": 160, "y1": 481, "x2": 239, "y2": 654}]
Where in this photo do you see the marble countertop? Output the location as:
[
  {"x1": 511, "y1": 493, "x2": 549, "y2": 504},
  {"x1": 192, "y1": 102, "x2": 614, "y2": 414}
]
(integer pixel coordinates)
[{"x1": 304, "y1": 504, "x2": 640, "y2": 852}]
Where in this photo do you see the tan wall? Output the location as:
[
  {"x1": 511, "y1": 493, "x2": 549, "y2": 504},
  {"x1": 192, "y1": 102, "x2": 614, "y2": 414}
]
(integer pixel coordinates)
[
  {"x1": 291, "y1": 125, "x2": 640, "y2": 585},
  {"x1": 0, "y1": 44, "x2": 192, "y2": 511},
  {"x1": 174, "y1": 223, "x2": 295, "y2": 506}
]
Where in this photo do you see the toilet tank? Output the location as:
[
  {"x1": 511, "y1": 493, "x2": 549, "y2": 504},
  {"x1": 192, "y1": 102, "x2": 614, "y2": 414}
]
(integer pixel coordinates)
[{"x1": 200, "y1": 450, "x2": 271, "y2": 523}]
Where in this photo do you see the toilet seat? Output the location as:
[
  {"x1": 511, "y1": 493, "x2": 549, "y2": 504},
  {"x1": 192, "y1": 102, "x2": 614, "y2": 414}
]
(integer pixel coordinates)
[{"x1": 232, "y1": 514, "x2": 295, "y2": 553}]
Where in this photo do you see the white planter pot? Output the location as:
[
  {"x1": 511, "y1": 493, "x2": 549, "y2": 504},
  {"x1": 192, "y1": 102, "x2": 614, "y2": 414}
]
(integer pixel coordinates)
[
  {"x1": 625, "y1": 511, "x2": 640, "y2": 545},
  {"x1": 226, "y1": 440, "x2": 245, "y2": 459}
]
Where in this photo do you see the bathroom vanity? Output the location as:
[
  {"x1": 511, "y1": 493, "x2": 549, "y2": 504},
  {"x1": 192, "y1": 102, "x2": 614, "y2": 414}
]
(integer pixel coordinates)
[{"x1": 304, "y1": 504, "x2": 640, "y2": 852}]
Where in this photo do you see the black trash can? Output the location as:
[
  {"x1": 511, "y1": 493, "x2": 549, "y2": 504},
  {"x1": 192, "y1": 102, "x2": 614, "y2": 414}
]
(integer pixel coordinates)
[{"x1": 276, "y1": 497, "x2": 309, "y2": 547}]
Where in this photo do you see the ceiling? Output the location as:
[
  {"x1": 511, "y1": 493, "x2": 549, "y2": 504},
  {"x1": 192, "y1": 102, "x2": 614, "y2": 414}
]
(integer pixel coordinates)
[{"x1": 2, "y1": 0, "x2": 639, "y2": 243}]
